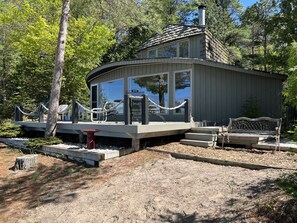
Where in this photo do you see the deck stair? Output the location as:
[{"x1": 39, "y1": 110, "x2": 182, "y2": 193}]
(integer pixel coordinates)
[{"x1": 180, "y1": 126, "x2": 221, "y2": 148}]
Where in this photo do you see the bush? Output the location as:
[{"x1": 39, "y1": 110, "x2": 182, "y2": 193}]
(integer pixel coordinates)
[
  {"x1": 25, "y1": 137, "x2": 63, "y2": 150},
  {"x1": 241, "y1": 96, "x2": 263, "y2": 118},
  {"x1": 0, "y1": 119, "x2": 23, "y2": 138}
]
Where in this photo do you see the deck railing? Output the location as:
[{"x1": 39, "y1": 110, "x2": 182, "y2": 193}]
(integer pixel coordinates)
[{"x1": 14, "y1": 95, "x2": 191, "y2": 125}]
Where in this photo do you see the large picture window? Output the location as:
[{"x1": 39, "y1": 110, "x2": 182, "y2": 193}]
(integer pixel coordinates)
[
  {"x1": 175, "y1": 71, "x2": 191, "y2": 113},
  {"x1": 129, "y1": 74, "x2": 168, "y2": 113},
  {"x1": 98, "y1": 79, "x2": 124, "y2": 113}
]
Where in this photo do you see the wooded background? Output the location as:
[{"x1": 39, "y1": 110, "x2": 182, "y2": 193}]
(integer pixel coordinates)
[{"x1": 0, "y1": 0, "x2": 296, "y2": 119}]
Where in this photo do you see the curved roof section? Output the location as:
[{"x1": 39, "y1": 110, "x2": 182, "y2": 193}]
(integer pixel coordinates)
[
  {"x1": 86, "y1": 58, "x2": 286, "y2": 87},
  {"x1": 139, "y1": 24, "x2": 204, "y2": 50}
]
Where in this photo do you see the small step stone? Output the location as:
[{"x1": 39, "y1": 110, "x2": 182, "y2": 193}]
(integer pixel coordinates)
[
  {"x1": 191, "y1": 127, "x2": 222, "y2": 134},
  {"x1": 185, "y1": 133, "x2": 217, "y2": 141},
  {"x1": 180, "y1": 139, "x2": 213, "y2": 148}
]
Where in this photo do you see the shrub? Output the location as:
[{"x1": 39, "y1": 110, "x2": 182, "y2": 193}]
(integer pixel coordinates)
[
  {"x1": 25, "y1": 137, "x2": 63, "y2": 150},
  {"x1": 0, "y1": 119, "x2": 23, "y2": 138},
  {"x1": 241, "y1": 96, "x2": 263, "y2": 118}
]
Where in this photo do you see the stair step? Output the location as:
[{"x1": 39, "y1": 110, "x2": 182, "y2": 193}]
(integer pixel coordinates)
[
  {"x1": 191, "y1": 127, "x2": 222, "y2": 134},
  {"x1": 180, "y1": 139, "x2": 214, "y2": 148},
  {"x1": 185, "y1": 133, "x2": 217, "y2": 141}
]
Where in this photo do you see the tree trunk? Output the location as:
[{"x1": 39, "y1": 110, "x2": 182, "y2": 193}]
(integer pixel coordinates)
[
  {"x1": 45, "y1": 0, "x2": 70, "y2": 137},
  {"x1": 14, "y1": 155, "x2": 38, "y2": 170}
]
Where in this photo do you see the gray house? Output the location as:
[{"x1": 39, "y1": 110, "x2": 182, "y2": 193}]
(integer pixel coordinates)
[{"x1": 86, "y1": 24, "x2": 285, "y2": 125}]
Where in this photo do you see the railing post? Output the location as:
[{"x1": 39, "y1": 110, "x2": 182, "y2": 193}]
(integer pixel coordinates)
[
  {"x1": 124, "y1": 94, "x2": 131, "y2": 125},
  {"x1": 141, "y1": 94, "x2": 149, "y2": 125},
  {"x1": 38, "y1": 103, "x2": 44, "y2": 122},
  {"x1": 184, "y1": 99, "x2": 191, "y2": 123},
  {"x1": 14, "y1": 105, "x2": 23, "y2": 121},
  {"x1": 72, "y1": 98, "x2": 79, "y2": 123}
]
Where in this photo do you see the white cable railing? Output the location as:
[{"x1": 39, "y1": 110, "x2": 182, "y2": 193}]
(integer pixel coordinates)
[
  {"x1": 148, "y1": 98, "x2": 187, "y2": 111},
  {"x1": 76, "y1": 101, "x2": 123, "y2": 114},
  {"x1": 16, "y1": 105, "x2": 40, "y2": 117}
]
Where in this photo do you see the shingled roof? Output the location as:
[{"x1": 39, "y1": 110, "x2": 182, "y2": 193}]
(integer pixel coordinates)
[{"x1": 140, "y1": 24, "x2": 205, "y2": 50}]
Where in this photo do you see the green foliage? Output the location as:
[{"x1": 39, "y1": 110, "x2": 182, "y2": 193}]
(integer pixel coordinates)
[
  {"x1": 25, "y1": 136, "x2": 62, "y2": 150},
  {"x1": 278, "y1": 172, "x2": 297, "y2": 199},
  {"x1": 283, "y1": 42, "x2": 297, "y2": 110},
  {"x1": 241, "y1": 96, "x2": 263, "y2": 118},
  {"x1": 0, "y1": 120, "x2": 22, "y2": 138}
]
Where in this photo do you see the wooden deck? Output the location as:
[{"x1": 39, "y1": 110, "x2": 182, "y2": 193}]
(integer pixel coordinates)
[{"x1": 14, "y1": 121, "x2": 194, "y2": 149}]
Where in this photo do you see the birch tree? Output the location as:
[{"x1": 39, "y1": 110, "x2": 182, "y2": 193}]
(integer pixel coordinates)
[{"x1": 45, "y1": 0, "x2": 70, "y2": 137}]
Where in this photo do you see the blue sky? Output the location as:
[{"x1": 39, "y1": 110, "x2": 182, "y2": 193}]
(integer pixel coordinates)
[{"x1": 241, "y1": 0, "x2": 258, "y2": 8}]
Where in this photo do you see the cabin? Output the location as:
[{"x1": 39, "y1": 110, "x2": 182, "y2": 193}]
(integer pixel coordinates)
[{"x1": 87, "y1": 24, "x2": 285, "y2": 125}]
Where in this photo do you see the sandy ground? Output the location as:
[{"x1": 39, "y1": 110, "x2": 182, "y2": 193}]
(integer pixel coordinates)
[{"x1": 17, "y1": 157, "x2": 291, "y2": 223}]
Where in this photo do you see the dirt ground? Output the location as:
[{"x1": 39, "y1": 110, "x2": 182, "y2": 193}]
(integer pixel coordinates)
[{"x1": 0, "y1": 144, "x2": 296, "y2": 223}]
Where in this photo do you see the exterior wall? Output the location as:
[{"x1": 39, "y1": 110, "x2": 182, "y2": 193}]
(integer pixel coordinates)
[
  {"x1": 137, "y1": 33, "x2": 229, "y2": 64},
  {"x1": 192, "y1": 64, "x2": 282, "y2": 125},
  {"x1": 189, "y1": 35, "x2": 204, "y2": 58},
  {"x1": 89, "y1": 62, "x2": 283, "y2": 124}
]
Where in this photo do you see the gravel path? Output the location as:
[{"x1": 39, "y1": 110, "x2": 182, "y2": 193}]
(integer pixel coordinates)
[{"x1": 18, "y1": 157, "x2": 291, "y2": 223}]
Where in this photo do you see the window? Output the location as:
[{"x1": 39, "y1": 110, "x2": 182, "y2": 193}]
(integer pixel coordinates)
[
  {"x1": 158, "y1": 44, "x2": 177, "y2": 57},
  {"x1": 147, "y1": 40, "x2": 189, "y2": 58},
  {"x1": 175, "y1": 71, "x2": 191, "y2": 113},
  {"x1": 129, "y1": 74, "x2": 168, "y2": 113},
  {"x1": 98, "y1": 79, "x2": 124, "y2": 113},
  {"x1": 179, "y1": 41, "x2": 189, "y2": 57},
  {"x1": 148, "y1": 49, "x2": 156, "y2": 58}
]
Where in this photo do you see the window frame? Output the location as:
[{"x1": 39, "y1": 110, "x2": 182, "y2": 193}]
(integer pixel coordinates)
[
  {"x1": 128, "y1": 72, "x2": 170, "y2": 114},
  {"x1": 173, "y1": 69, "x2": 192, "y2": 114}
]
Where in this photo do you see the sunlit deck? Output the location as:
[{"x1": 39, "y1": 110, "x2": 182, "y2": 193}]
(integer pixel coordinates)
[{"x1": 15, "y1": 121, "x2": 194, "y2": 148}]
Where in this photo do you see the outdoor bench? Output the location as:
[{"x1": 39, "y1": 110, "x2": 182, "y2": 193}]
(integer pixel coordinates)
[{"x1": 221, "y1": 117, "x2": 282, "y2": 151}]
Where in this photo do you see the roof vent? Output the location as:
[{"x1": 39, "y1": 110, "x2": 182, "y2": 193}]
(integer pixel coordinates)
[{"x1": 198, "y1": 5, "x2": 206, "y2": 27}]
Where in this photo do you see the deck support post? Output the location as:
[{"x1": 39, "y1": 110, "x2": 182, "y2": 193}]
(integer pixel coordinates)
[
  {"x1": 141, "y1": 94, "x2": 149, "y2": 125},
  {"x1": 72, "y1": 98, "x2": 79, "y2": 123},
  {"x1": 14, "y1": 105, "x2": 23, "y2": 121},
  {"x1": 131, "y1": 138, "x2": 140, "y2": 151},
  {"x1": 124, "y1": 94, "x2": 131, "y2": 125},
  {"x1": 184, "y1": 99, "x2": 191, "y2": 123}
]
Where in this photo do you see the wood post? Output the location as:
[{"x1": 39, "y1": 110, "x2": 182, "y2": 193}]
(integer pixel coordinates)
[
  {"x1": 124, "y1": 94, "x2": 131, "y2": 125},
  {"x1": 141, "y1": 94, "x2": 149, "y2": 125},
  {"x1": 184, "y1": 99, "x2": 191, "y2": 123},
  {"x1": 72, "y1": 98, "x2": 79, "y2": 123},
  {"x1": 131, "y1": 138, "x2": 140, "y2": 151},
  {"x1": 38, "y1": 103, "x2": 44, "y2": 122},
  {"x1": 14, "y1": 105, "x2": 23, "y2": 121}
]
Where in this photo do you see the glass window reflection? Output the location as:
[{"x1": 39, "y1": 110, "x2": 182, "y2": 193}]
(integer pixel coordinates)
[
  {"x1": 158, "y1": 44, "x2": 177, "y2": 57},
  {"x1": 129, "y1": 74, "x2": 168, "y2": 113},
  {"x1": 179, "y1": 41, "x2": 189, "y2": 57},
  {"x1": 98, "y1": 79, "x2": 124, "y2": 113},
  {"x1": 175, "y1": 71, "x2": 191, "y2": 113}
]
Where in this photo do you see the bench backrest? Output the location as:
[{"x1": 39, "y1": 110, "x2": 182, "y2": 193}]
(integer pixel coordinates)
[{"x1": 227, "y1": 117, "x2": 282, "y2": 135}]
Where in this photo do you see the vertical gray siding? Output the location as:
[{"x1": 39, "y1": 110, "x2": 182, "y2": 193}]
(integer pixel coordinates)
[{"x1": 193, "y1": 64, "x2": 283, "y2": 124}]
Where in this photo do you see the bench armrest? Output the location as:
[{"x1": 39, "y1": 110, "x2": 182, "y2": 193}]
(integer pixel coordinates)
[{"x1": 275, "y1": 127, "x2": 281, "y2": 136}]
